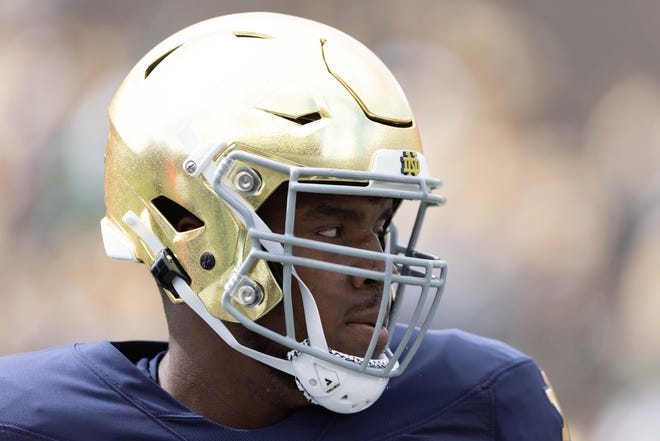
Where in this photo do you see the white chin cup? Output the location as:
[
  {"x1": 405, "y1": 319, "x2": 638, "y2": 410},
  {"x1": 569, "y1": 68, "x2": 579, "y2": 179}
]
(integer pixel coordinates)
[{"x1": 289, "y1": 349, "x2": 390, "y2": 414}]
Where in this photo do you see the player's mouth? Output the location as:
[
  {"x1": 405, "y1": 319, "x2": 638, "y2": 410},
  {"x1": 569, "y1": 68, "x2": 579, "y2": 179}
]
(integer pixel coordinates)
[{"x1": 344, "y1": 319, "x2": 389, "y2": 356}]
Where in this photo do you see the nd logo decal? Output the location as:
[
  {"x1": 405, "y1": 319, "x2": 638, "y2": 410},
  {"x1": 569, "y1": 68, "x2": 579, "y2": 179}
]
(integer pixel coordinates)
[{"x1": 400, "y1": 151, "x2": 420, "y2": 176}]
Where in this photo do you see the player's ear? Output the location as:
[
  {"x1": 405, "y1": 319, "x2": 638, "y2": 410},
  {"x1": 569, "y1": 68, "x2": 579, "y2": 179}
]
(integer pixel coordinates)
[
  {"x1": 176, "y1": 215, "x2": 204, "y2": 232},
  {"x1": 152, "y1": 195, "x2": 204, "y2": 232}
]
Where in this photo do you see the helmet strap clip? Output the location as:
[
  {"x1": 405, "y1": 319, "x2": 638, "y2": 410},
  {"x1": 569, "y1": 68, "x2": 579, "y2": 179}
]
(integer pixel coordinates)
[{"x1": 150, "y1": 248, "x2": 191, "y2": 302}]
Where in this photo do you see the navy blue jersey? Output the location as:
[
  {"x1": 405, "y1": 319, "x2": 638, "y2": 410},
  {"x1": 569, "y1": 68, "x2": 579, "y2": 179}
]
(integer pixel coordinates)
[{"x1": 0, "y1": 328, "x2": 567, "y2": 440}]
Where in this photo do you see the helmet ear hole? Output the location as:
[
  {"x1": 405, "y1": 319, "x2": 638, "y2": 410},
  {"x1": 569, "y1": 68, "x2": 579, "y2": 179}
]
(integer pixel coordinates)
[{"x1": 152, "y1": 196, "x2": 204, "y2": 232}]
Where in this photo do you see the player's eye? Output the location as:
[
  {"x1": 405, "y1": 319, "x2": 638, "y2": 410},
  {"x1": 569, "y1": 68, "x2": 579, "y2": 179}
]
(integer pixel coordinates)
[{"x1": 317, "y1": 226, "x2": 341, "y2": 238}]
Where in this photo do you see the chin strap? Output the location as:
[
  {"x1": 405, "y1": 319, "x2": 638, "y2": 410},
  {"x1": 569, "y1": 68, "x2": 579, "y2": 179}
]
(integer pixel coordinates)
[
  {"x1": 122, "y1": 209, "x2": 390, "y2": 413},
  {"x1": 122, "y1": 211, "x2": 295, "y2": 375},
  {"x1": 243, "y1": 210, "x2": 392, "y2": 413},
  {"x1": 287, "y1": 340, "x2": 389, "y2": 413}
]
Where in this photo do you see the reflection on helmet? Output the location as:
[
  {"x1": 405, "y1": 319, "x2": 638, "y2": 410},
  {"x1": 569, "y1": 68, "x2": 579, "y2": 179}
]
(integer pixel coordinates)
[{"x1": 101, "y1": 12, "x2": 447, "y2": 414}]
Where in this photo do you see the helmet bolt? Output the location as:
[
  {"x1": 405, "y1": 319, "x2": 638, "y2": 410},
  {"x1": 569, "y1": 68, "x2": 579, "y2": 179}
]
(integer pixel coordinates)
[
  {"x1": 236, "y1": 284, "x2": 263, "y2": 307},
  {"x1": 200, "y1": 252, "x2": 215, "y2": 270},
  {"x1": 235, "y1": 170, "x2": 256, "y2": 192},
  {"x1": 184, "y1": 160, "x2": 197, "y2": 174}
]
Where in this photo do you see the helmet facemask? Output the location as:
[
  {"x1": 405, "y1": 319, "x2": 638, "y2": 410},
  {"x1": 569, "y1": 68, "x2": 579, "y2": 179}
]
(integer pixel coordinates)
[{"x1": 206, "y1": 148, "x2": 447, "y2": 412}]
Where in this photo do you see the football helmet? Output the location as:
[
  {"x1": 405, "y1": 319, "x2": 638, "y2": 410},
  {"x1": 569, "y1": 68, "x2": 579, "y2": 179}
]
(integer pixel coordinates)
[{"x1": 101, "y1": 12, "x2": 446, "y2": 413}]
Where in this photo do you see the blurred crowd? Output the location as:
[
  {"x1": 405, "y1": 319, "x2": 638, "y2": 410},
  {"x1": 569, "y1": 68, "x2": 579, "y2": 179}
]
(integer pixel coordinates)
[{"x1": 1, "y1": 1, "x2": 658, "y2": 439}]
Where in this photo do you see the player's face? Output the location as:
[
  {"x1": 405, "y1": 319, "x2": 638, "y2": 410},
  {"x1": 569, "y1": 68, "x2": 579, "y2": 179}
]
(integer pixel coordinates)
[{"x1": 259, "y1": 190, "x2": 394, "y2": 358}]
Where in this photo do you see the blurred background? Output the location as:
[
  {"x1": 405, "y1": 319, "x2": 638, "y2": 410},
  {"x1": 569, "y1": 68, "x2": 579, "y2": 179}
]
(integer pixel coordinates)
[{"x1": 1, "y1": 0, "x2": 659, "y2": 439}]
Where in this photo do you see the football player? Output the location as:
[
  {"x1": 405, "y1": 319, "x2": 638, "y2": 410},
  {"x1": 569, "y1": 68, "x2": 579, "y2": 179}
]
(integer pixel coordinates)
[{"x1": 0, "y1": 12, "x2": 569, "y2": 440}]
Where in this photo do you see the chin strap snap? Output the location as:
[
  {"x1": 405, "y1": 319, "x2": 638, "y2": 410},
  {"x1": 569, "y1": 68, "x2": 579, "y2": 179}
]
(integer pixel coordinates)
[{"x1": 150, "y1": 248, "x2": 190, "y2": 302}]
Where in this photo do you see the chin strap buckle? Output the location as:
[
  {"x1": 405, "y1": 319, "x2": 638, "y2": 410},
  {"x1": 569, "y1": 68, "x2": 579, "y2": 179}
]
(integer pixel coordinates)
[{"x1": 150, "y1": 248, "x2": 191, "y2": 301}]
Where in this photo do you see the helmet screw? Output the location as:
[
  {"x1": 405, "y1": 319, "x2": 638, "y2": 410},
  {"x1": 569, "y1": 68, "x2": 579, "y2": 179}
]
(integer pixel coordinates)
[
  {"x1": 236, "y1": 284, "x2": 263, "y2": 307},
  {"x1": 184, "y1": 160, "x2": 198, "y2": 174},
  {"x1": 200, "y1": 252, "x2": 215, "y2": 270},
  {"x1": 235, "y1": 170, "x2": 256, "y2": 192}
]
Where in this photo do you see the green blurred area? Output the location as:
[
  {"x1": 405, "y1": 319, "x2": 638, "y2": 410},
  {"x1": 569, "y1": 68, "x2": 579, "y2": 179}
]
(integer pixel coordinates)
[{"x1": 1, "y1": 1, "x2": 659, "y2": 439}]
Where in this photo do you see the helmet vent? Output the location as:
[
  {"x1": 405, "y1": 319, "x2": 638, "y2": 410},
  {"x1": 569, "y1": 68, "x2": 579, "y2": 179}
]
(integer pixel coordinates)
[
  {"x1": 233, "y1": 31, "x2": 272, "y2": 39},
  {"x1": 260, "y1": 108, "x2": 323, "y2": 125},
  {"x1": 151, "y1": 196, "x2": 204, "y2": 232},
  {"x1": 144, "y1": 45, "x2": 182, "y2": 79}
]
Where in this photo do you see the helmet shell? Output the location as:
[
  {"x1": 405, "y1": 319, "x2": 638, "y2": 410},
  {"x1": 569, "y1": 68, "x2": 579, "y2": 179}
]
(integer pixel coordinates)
[{"x1": 103, "y1": 12, "x2": 423, "y2": 321}]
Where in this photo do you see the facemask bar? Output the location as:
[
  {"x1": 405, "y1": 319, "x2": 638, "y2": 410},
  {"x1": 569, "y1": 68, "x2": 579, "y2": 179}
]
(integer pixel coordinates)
[
  {"x1": 214, "y1": 150, "x2": 447, "y2": 378},
  {"x1": 386, "y1": 200, "x2": 447, "y2": 373}
]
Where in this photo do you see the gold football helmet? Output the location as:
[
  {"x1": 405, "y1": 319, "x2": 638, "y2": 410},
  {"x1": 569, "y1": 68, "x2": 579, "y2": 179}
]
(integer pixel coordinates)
[{"x1": 101, "y1": 12, "x2": 446, "y2": 413}]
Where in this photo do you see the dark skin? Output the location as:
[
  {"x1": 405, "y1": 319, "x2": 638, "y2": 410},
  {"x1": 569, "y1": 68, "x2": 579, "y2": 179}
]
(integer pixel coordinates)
[{"x1": 158, "y1": 190, "x2": 393, "y2": 429}]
